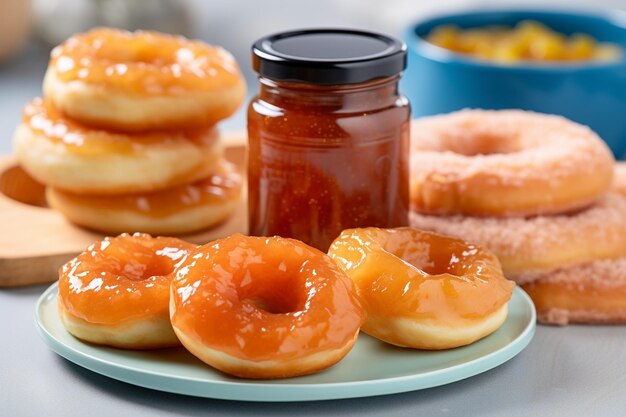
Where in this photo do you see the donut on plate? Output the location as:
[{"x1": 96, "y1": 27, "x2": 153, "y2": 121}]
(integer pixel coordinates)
[
  {"x1": 410, "y1": 193, "x2": 626, "y2": 282},
  {"x1": 170, "y1": 234, "x2": 363, "y2": 379},
  {"x1": 14, "y1": 98, "x2": 222, "y2": 194},
  {"x1": 57, "y1": 233, "x2": 196, "y2": 349},
  {"x1": 47, "y1": 161, "x2": 242, "y2": 235},
  {"x1": 328, "y1": 227, "x2": 515, "y2": 350},
  {"x1": 411, "y1": 110, "x2": 614, "y2": 217},
  {"x1": 43, "y1": 28, "x2": 246, "y2": 131}
]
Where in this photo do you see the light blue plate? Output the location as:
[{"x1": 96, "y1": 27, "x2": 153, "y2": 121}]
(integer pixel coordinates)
[{"x1": 35, "y1": 283, "x2": 535, "y2": 402}]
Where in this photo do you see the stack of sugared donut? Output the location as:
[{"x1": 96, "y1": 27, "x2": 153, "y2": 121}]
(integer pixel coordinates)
[
  {"x1": 409, "y1": 109, "x2": 626, "y2": 325},
  {"x1": 14, "y1": 28, "x2": 246, "y2": 235}
]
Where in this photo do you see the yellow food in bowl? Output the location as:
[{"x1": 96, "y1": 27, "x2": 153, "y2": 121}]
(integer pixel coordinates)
[{"x1": 426, "y1": 20, "x2": 622, "y2": 63}]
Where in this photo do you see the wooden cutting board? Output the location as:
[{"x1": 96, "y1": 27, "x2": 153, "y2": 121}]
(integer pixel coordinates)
[{"x1": 0, "y1": 132, "x2": 248, "y2": 287}]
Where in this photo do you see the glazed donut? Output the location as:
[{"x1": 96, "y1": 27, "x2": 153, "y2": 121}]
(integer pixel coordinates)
[
  {"x1": 410, "y1": 193, "x2": 626, "y2": 282},
  {"x1": 47, "y1": 161, "x2": 242, "y2": 235},
  {"x1": 411, "y1": 110, "x2": 614, "y2": 217},
  {"x1": 612, "y1": 162, "x2": 626, "y2": 197},
  {"x1": 43, "y1": 28, "x2": 246, "y2": 131},
  {"x1": 14, "y1": 98, "x2": 222, "y2": 194},
  {"x1": 328, "y1": 228, "x2": 514, "y2": 350},
  {"x1": 58, "y1": 233, "x2": 196, "y2": 349},
  {"x1": 170, "y1": 234, "x2": 363, "y2": 379},
  {"x1": 521, "y1": 259, "x2": 626, "y2": 325}
]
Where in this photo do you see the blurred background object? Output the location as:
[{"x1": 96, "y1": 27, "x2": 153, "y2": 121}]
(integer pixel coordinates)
[
  {"x1": 32, "y1": 0, "x2": 99, "y2": 48},
  {"x1": 32, "y1": 0, "x2": 190, "y2": 47},
  {"x1": 2, "y1": 0, "x2": 626, "y2": 154},
  {"x1": 0, "y1": 0, "x2": 32, "y2": 63},
  {"x1": 403, "y1": 9, "x2": 626, "y2": 158},
  {"x1": 337, "y1": 0, "x2": 626, "y2": 33}
]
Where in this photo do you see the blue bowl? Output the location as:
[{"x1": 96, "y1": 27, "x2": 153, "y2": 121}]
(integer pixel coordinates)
[{"x1": 402, "y1": 9, "x2": 626, "y2": 158}]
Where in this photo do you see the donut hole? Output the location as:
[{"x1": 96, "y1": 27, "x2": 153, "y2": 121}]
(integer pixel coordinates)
[
  {"x1": 104, "y1": 240, "x2": 176, "y2": 281},
  {"x1": 426, "y1": 129, "x2": 525, "y2": 156},
  {"x1": 383, "y1": 232, "x2": 474, "y2": 276},
  {"x1": 92, "y1": 32, "x2": 190, "y2": 68},
  {"x1": 119, "y1": 255, "x2": 175, "y2": 281},
  {"x1": 91, "y1": 34, "x2": 171, "y2": 65},
  {"x1": 397, "y1": 247, "x2": 458, "y2": 275},
  {"x1": 239, "y1": 269, "x2": 303, "y2": 315},
  {"x1": 136, "y1": 256, "x2": 174, "y2": 280}
]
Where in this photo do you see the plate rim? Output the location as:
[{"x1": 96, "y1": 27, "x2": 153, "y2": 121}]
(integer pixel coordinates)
[{"x1": 35, "y1": 282, "x2": 536, "y2": 401}]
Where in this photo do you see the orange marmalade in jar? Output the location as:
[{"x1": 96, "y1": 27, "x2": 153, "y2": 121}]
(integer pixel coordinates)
[{"x1": 248, "y1": 29, "x2": 410, "y2": 251}]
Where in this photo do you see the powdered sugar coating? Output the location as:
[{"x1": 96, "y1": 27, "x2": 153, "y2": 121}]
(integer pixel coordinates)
[
  {"x1": 411, "y1": 109, "x2": 614, "y2": 216},
  {"x1": 412, "y1": 109, "x2": 611, "y2": 182},
  {"x1": 410, "y1": 193, "x2": 626, "y2": 280},
  {"x1": 521, "y1": 258, "x2": 626, "y2": 325},
  {"x1": 534, "y1": 308, "x2": 626, "y2": 325},
  {"x1": 612, "y1": 162, "x2": 626, "y2": 197},
  {"x1": 519, "y1": 258, "x2": 626, "y2": 288}
]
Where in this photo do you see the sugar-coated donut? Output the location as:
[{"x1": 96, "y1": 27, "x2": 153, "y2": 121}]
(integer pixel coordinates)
[
  {"x1": 411, "y1": 110, "x2": 614, "y2": 217},
  {"x1": 43, "y1": 28, "x2": 246, "y2": 131},
  {"x1": 410, "y1": 193, "x2": 626, "y2": 282},
  {"x1": 521, "y1": 259, "x2": 626, "y2": 325},
  {"x1": 170, "y1": 234, "x2": 363, "y2": 379},
  {"x1": 58, "y1": 233, "x2": 196, "y2": 349},
  {"x1": 14, "y1": 98, "x2": 222, "y2": 194},
  {"x1": 612, "y1": 162, "x2": 626, "y2": 197},
  {"x1": 328, "y1": 228, "x2": 514, "y2": 350},
  {"x1": 47, "y1": 160, "x2": 242, "y2": 235}
]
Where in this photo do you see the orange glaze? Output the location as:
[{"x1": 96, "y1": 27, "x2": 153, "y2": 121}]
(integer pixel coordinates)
[
  {"x1": 58, "y1": 234, "x2": 196, "y2": 325},
  {"x1": 248, "y1": 76, "x2": 410, "y2": 251},
  {"x1": 49, "y1": 27, "x2": 243, "y2": 95},
  {"x1": 170, "y1": 234, "x2": 363, "y2": 362},
  {"x1": 328, "y1": 228, "x2": 515, "y2": 324},
  {"x1": 23, "y1": 98, "x2": 217, "y2": 156},
  {"x1": 51, "y1": 161, "x2": 242, "y2": 218}
]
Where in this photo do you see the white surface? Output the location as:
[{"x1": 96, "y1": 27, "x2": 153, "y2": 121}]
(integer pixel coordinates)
[
  {"x1": 5, "y1": 0, "x2": 626, "y2": 154},
  {"x1": 1, "y1": 285, "x2": 625, "y2": 416}
]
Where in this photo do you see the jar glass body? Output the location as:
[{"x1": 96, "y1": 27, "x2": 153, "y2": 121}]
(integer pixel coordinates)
[{"x1": 247, "y1": 75, "x2": 410, "y2": 251}]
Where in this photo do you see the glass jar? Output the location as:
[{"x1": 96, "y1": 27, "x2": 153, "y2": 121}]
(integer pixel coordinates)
[{"x1": 248, "y1": 29, "x2": 410, "y2": 251}]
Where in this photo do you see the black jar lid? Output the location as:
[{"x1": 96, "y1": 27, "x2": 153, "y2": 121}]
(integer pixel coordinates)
[{"x1": 252, "y1": 29, "x2": 407, "y2": 85}]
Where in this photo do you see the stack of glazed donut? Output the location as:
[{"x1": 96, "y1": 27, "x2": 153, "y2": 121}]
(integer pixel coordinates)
[
  {"x1": 409, "y1": 109, "x2": 626, "y2": 325},
  {"x1": 14, "y1": 28, "x2": 246, "y2": 235}
]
